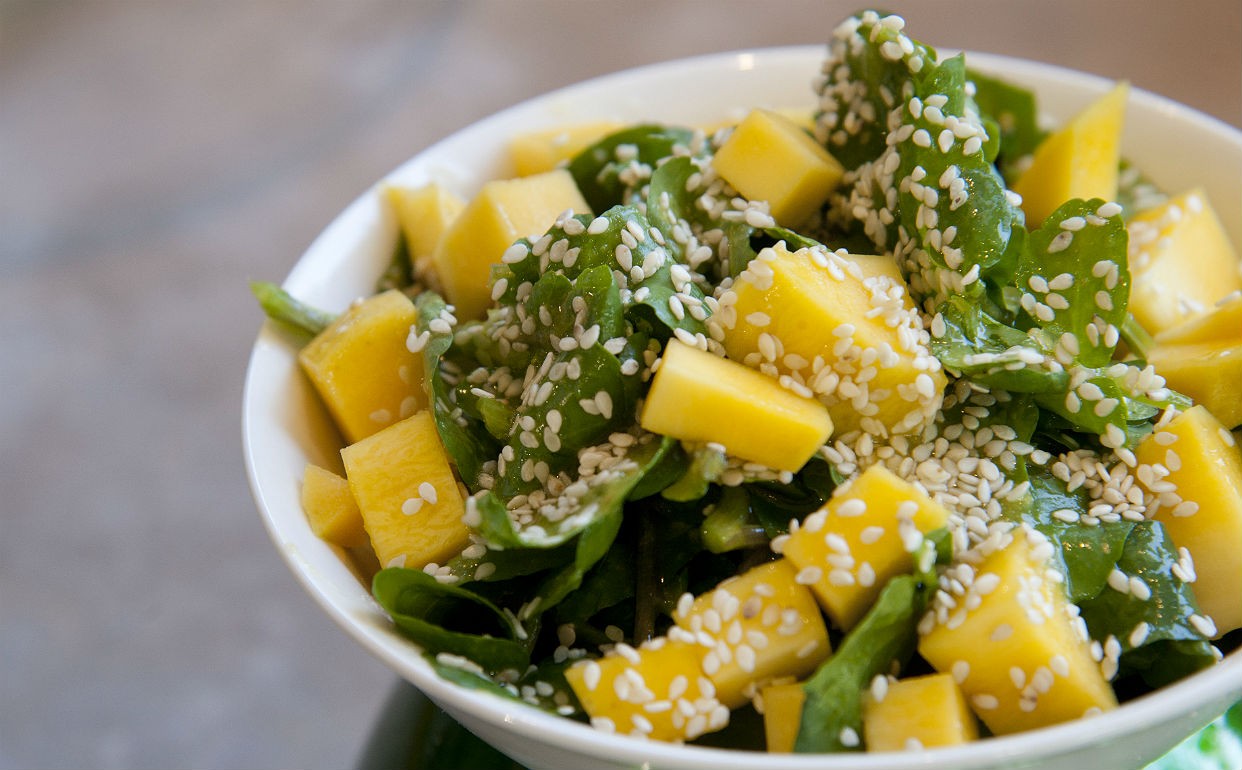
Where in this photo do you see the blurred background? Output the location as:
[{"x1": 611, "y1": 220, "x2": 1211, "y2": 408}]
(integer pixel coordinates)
[{"x1": 1, "y1": 1, "x2": 1238, "y2": 768}]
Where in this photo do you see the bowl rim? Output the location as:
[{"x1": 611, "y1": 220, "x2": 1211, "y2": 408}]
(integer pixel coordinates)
[{"x1": 243, "y1": 43, "x2": 1242, "y2": 769}]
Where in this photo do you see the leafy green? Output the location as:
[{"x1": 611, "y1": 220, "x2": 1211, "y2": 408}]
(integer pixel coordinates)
[
  {"x1": 1115, "y1": 160, "x2": 1169, "y2": 219},
  {"x1": 1120, "y1": 313, "x2": 1156, "y2": 362},
  {"x1": 444, "y1": 539, "x2": 574, "y2": 585},
  {"x1": 933, "y1": 297, "x2": 1068, "y2": 394},
  {"x1": 746, "y1": 459, "x2": 837, "y2": 536},
  {"x1": 1016, "y1": 467, "x2": 1133, "y2": 602},
  {"x1": 413, "y1": 291, "x2": 498, "y2": 489},
  {"x1": 372, "y1": 568, "x2": 530, "y2": 674},
  {"x1": 794, "y1": 537, "x2": 940, "y2": 752},
  {"x1": 1018, "y1": 198, "x2": 1129, "y2": 368},
  {"x1": 375, "y1": 226, "x2": 414, "y2": 293},
  {"x1": 249, "y1": 280, "x2": 335, "y2": 340},
  {"x1": 700, "y1": 488, "x2": 768, "y2": 553},
  {"x1": 661, "y1": 443, "x2": 727, "y2": 502},
  {"x1": 551, "y1": 531, "x2": 637, "y2": 628},
  {"x1": 1079, "y1": 520, "x2": 1217, "y2": 688},
  {"x1": 968, "y1": 67, "x2": 1045, "y2": 184},
  {"x1": 482, "y1": 437, "x2": 680, "y2": 623},
  {"x1": 814, "y1": 13, "x2": 938, "y2": 170},
  {"x1": 567, "y1": 124, "x2": 697, "y2": 213}
]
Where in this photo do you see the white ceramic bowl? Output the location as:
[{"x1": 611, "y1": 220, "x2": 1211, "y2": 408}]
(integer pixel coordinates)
[{"x1": 243, "y1": 46, "x2": 1242, "y2": 770}]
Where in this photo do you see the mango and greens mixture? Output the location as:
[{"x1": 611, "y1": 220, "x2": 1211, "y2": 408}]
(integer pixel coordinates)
[{"x1": 255, "y1": 10, "x2": 1242, "y2": 755}]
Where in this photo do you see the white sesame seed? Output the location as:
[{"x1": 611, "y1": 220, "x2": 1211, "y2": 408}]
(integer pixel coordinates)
[
  {"x1": 1190, "y1": 613, "x2": 1218, "y2": 638},
  {"x1": 796, "y1": 566, "x2": 824, "y2": 585},
  {"x1": 837, "y1": 498, "x2": 867, "y2": 517},
  {"x1": 973, "y1": 693, "x2": 999, "y2": 710}
]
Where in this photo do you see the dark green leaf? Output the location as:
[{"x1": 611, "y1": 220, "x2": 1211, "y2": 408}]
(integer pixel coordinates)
[
  {"x1": 1079, "y1": 520, "x2": 1216, "y2": 689},
  {"x1": 568, "y1": 124, "x2": 697, "y2": 213},
  {"x1": 372, "y1": 568, "x2": 530, "y2": 674},
  {"x1": 968, "y1": 68, "x2": 1045, "y2": 184},
  {"x1": 1018, "y1": 198, "x2": 1129, "y2": 369},
  {"x1": 375, "y1": 228, "x2": 414, "y2": 293},
  {"x1": 1015, "y1": 467, "x2": 1134, "y2": 602},
  {"x1": 794, "y1": 540, "x2": 938, "y2": 752},
  {"x1": 414, "y1": 291, "x2": 498, "y2": 489}
]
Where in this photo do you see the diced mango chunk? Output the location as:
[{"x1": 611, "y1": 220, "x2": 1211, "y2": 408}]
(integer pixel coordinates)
[
  {"x1": 298, "y1": 289, "x2": 426, "y2": 443},
  {"x1": 918, "y1": 535, "x2": 1117, "y2": 736},
  {"x1": 432, "y1": 169, "x2": 591, "y2": 319},
  {"x1": 862, "y1": 673, "x2": 979, "y2": 751},
  {"x1": 1013, "y1": 81, "x2": 1128, "y2": 227},
  {"x1": 672, "y1": 559, "x2": 830, "y2": 708},
  {"x1": 565, "y1": 639, "x2": 728, "y2": 742},
  {"x1": 1135, "y1": 405, "x2": 1242, "y2": 633},
  {"x1": 640, "y1": 339, "x2": 834, "y2": 472},
  {"x1": 721, "y1": 243, "x2": 944, "y2": 437},
  {"x1": 508, "y1": 121, "x2": 623, "y2": 176},
  {"x1": 1148, "y1": 338, "x2": 1242, "y2": 429},
  {"x1": 1149, "y1": 294, "x2": 1242, "y2": 428},
  {"x1": 782, "y1": 465, "x2": 950, "y2": 629},
  {"x1": 301, "y1": 464, "x2": 368, "y2": 549},
  {"x1": 759, "y1": 681, "x2": 805, "y2": 753},
  {"x1": 340, "y1": 410, "x2": 469, "y2": 570},
  {"x1": 1154, "y1": 292, "x2": 1242, "y2": 346},
  {"x1": 712, "y1": 108, "x2": 844, "y2": 227},
  {"x1": 699, "y1": 107, "x2": 814, "y2": 137},
  {"x1": 1127, "y1": 189, "x2": 1242, "y2": 335},
  {"x1": 383, "y1": 182, "x2": 465, "y2": 279},
  {"x1": 842, "y1": 253, "x2": 913, "y2": 295}
]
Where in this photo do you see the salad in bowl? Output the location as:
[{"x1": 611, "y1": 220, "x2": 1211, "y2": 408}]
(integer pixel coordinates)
[{"x1": 246, "y1": 8, "x2": 1242, "y2": 767}]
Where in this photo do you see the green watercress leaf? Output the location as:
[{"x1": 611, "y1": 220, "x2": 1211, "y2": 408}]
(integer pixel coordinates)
[
  {"x1": 568, "y1": 124, "x2": 697, "y2": 213},
  {"x1": 372, "y1": 568, "x2": 530, "y2": 674},
  {"x1": 1078, "y1": 520, "x2": 1217, "y2": 689},
  {"x1": 967, "y1": 67, "x2": 1044, "y2": 184},
  {"x1": 414, "y1": 291, "x2": 499, "y2": 489},
  {"x1": 795, "y1": 538, "x2": 939, "y2": 752},
  {"x1": 1015, "y1": 467, "x2": 1134, "y2": 602}
]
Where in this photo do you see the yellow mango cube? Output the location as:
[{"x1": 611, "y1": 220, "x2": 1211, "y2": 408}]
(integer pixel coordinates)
[
  {"x1": 432, "y1": 169, "x2": 591, "y2": 319},
  {"x1": 721, "y1": 243, "x2": 945, "y2": 437},
  {"x1": 712, "y1": 108, "x2": 844, "y2": 227},
  {"x1": 565, "y1": 638, "x2": 728, "y2": 742},
  {"x1": 862, "y1": 673, "x2": 979, "y2": 751},
  {"x1": 1148, "y1": 339, "x2": 1242, "y2": 429},
  {"x1": 843, "y1": 253, "x2": 910, "y2": 292},
  {"x1": 781, "y1": 464, "x2": 950, "y2": 629},
  {"x1": 918, "y1": 536, "x2": 1117, "y2": 736},
  {"x1": 1127, "y1": 189, "x2": 1242, "y2": 335},
  {"x1": 1135, "y1": 405, "x2": 1242, "y2": 633},
  {"x1": 700, "y1": 107, "x2": 814, "y2": 137},
  {"x1": 1154, "y1": 292, "x2": 1242, "y2": 346},
  {"x1": 508, "y1": 121, "x2": 623, "y2": 176},
  {"x1": 759, "y1": 681, "x2": 805, "y2": 753},
  {"x1": 1013, "y1": 81, "x2": 1128, "y2": 227},
  {"x1": 672, "y1": 559, "x2": 830, "y2": 708},
  {"x1": 639, "y1": 339, "x2": 834, "y2": 472},
  {"x1": 301, "y1": 464, "x2": 368, "y2": 549},
  {"x1": 340, "y1": 410, "x2": 469, "y2": 570},
  {"x1": 383, "y1": 182, "x2": 465, "y2": 279},
  {"x1": 298, "y1": 289, "x2": 426, "y2": 444}
]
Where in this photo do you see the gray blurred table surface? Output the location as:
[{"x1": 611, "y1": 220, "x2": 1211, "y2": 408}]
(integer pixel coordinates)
[{"x1": 1, "y1": 1, "x2": 1238, "y2": 768}]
